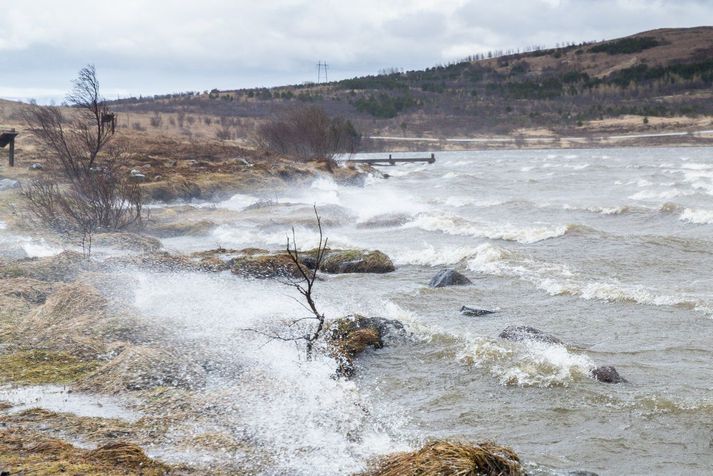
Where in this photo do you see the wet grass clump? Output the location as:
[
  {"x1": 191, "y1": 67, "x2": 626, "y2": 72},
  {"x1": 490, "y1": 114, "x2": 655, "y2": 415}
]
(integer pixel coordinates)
[
  {"x1": 365, "y1": 440, "x2": 524, "y2": 476},
  {"x1": 0, "y1": 350, "x2": 101, "y2": 385}
]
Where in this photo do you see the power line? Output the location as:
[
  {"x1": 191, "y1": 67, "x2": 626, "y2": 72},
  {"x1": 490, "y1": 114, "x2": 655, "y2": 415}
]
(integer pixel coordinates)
[{"x1": 316, "y1": 60, "x2": 329, "y2": 84}]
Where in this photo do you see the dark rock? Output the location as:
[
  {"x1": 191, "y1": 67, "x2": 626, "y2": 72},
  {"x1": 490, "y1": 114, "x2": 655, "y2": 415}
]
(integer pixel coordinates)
[
  {"x1": 498, "y1": 326, "x2": 564, "y2": 345},
  {"x1": 592, "y1": 366, "x2": 627, "y2": 384},
  {"x1": 300, "y1": 255, "x2": 318, "y2": 270},
  {"x1": 460, "y1": 306, "x2": 495, "y2": 317},
  {"x1": 569, "y1": 471, "x2": 599, "y2": 476},
  {"x1": 429, "y1": 268, "x2": 472, "y2": 288}
]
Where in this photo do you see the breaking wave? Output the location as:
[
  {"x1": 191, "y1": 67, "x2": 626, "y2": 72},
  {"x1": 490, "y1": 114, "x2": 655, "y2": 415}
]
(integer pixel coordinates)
[{"x1": 402, "y1": 213, "x2": 569, "y2": 244}]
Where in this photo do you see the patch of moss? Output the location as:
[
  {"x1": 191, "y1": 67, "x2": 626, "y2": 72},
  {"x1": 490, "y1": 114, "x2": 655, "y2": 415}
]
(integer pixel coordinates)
[{"x1": 0, "y1": 350, "x2": 101, "y2": 385}]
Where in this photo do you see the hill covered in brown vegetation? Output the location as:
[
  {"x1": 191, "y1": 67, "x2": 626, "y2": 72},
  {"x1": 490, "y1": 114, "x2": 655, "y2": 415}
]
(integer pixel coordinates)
[{"x1": 104, "y1": 27, "x2": 713, "y2": 148}]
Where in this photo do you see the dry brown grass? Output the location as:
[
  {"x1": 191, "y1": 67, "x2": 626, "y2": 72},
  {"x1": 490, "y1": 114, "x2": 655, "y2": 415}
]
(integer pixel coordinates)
[
  {"x1": 0, "y1": 427, "x2": 171, "y2": 475},
  {"x1": 364, "y1": 440, "x2": 524, "y2": 476}
]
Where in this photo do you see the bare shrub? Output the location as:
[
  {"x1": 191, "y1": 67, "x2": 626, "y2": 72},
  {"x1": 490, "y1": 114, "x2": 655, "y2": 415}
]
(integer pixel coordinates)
[
  {"x1": 22, "y1": 65, "x2": 145, "y2": 256},
  {"x1": 23, "y1": 168, "x2": 143, "y2": 257},
  {"x1": 216, "y1": 127, "x2": 233, "y2": 141},
  {"x1": 254, "y1": 105, "x2": 361, "y2": 161},
  {"x1": 23, "y1": 65, "x2": 113, "y2": 178},
  {"x1": 149, "y1": 112, "x2": 162, "y2": 128}
]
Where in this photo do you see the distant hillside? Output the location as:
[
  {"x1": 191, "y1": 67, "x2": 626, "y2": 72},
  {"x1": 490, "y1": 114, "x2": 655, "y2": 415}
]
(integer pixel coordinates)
[{"x1": 109, "y1": 27, "x2": 713, "y2": 145}]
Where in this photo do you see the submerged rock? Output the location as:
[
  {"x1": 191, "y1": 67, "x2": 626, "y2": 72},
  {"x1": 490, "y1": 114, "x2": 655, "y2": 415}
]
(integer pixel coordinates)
[
  {"x1": 365, "y1": 440, "x2": 524, "y2": 476},
  {"x1": 498, "y1": 326, "x2": 564, "y2": 345},
  {"x1": 429, "y1": 269, "x2": 472, "y2": 288},
  {"x1": 591, "y1": 366, "x2": 627, "y2": 384},
  {"x1": 460, "y1": 306, "x2": 495, "y2": 317}
]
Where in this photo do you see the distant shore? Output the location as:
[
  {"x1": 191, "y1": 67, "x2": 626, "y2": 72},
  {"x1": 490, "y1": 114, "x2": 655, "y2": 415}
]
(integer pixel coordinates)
[{"x1": 363, "y1": 129, "x2": 713, "y2": 152}]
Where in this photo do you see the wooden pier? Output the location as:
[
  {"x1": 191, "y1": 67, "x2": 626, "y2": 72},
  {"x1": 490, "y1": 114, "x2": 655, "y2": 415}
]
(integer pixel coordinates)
[
  {"x1": 346, "y1": 153, "x2": 436, "y2": 166},
  {"x1": 0, "y1": 129, "x2": 18, "y2": 167}
]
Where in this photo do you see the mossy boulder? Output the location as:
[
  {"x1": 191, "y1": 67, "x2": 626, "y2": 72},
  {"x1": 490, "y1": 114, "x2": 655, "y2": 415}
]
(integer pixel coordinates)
[
  {"x1": 306, "y1": 249, "x2": 395, "y2": 274},
  {"x1": 364, "y1": 440, "x2": 524, "y2": 476},
  {"x1": 328, "y1": 315, "x2": 405, "y2": 376},
  {"x1": 230, "y1": 252, "x2": 304, "y2": 279}
]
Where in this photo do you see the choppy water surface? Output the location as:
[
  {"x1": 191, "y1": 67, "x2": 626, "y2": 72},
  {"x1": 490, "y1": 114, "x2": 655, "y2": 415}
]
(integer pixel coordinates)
[{"x1": 6, "y1": 147, "x2": 713, "y2": 475}]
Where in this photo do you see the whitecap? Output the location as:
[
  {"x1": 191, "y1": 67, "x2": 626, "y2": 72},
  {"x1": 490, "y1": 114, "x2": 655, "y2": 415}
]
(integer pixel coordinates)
[{"x1": 680, "y1": 208, "x2": 713, "y2": 225}]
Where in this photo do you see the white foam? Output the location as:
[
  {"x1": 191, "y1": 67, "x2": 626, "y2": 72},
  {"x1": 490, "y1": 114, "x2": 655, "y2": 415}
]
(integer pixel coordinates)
[
  {"x1": 129, "y1": 272, "x2": 410, "y2": 474},
  {"x1": 403, "y1": 213, "x2": 568, "y2": 244},
  {"x1": 466, "y1": 247, "x2": 708, "y2": 312},
  {"x1": 680, "y1": 208, "x2": 713, "y2": 225},
  {"x1": 463, "y1": 338, "x2": 594, "y2": 387},
  {"x1": 205, "y1": 193, "x2": 259, "y2": 211},
  {"x1": 389, "y1": 243, "x2": 481, "y2": 267}
]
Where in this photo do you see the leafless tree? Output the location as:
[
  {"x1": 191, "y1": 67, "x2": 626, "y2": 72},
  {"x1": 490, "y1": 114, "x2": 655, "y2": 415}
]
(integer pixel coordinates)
[
  {"x1": 24, "y1": 64, "x2": 113, "y2": 178},
  {"x1": 243, "y1": 206, "x2": 329, "y2": 360}
]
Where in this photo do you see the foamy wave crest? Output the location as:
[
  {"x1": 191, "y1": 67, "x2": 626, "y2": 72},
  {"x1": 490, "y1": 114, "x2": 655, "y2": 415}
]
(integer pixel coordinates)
[
  {"x1": 389, "y1": 243, "x2": 482, "y2": 267},
  {"x1": 629, "y1": 189, "x2": 693, "y2": 201},
  {"x1": 211, "y1": 224, "x2": 357, "y2": 250},
  {"x1": 462, "y1": 337, "x2": 594, "y2": 387},
  {"x1": 403, "y1": 213, "x2": 568, "y2": 244},
  {"x1": 680, "y1": 208, "x2": 713, "y2": 225},
  {"x1": 467, "y1": 246, "x2": 710, "y2": 313}
]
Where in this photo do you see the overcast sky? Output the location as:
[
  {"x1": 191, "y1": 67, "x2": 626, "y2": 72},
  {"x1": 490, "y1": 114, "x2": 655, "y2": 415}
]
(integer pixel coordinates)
[{"x1": 0, "y1": 0, "x2": 710, "y2": 103}]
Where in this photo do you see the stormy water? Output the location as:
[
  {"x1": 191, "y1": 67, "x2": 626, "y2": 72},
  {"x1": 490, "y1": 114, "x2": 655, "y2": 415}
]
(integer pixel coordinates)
[{"x1": 3, "y1": 146, "x2": 713, "y2": 475}]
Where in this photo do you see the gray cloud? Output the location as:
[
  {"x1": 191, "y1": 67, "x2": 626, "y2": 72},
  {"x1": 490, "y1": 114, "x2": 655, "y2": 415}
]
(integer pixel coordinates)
[{"x1": 0, "y1": 0, "x2": 710, "y2": 102}]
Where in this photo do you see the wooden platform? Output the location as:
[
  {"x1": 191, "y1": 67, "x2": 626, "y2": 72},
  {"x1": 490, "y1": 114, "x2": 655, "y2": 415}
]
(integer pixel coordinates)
[{"x1": 346, "y1": 153, "x2": 436, "y2": 166}]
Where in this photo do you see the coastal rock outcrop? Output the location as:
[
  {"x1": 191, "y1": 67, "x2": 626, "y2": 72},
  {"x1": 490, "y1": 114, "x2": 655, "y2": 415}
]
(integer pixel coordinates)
[
  {"x1": 429, "y1": 269, "x2": 472, "y2": 288},
  {"x1": 318, "y1": 250, "x2": 395, "y2": 274},
  {"x1": 328, "y1": 315, "x2": 405, "y2": 376}
]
